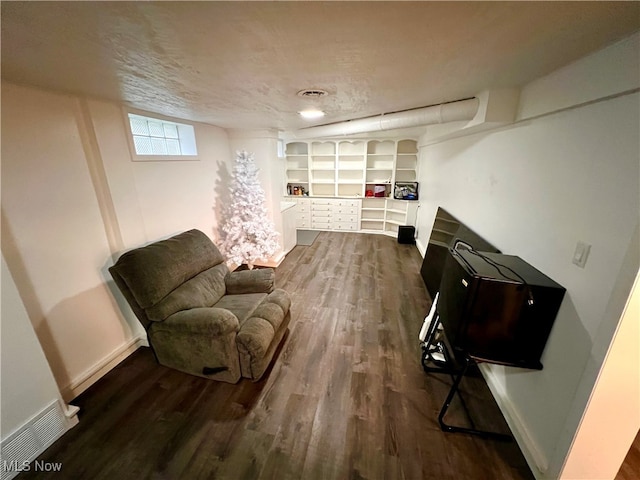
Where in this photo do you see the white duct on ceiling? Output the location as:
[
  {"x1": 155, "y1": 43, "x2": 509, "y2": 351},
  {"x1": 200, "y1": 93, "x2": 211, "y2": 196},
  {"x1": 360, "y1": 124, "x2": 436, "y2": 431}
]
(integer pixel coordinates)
[{"x1": 292, "y1": 97, "x2": 480, "y2": 138}]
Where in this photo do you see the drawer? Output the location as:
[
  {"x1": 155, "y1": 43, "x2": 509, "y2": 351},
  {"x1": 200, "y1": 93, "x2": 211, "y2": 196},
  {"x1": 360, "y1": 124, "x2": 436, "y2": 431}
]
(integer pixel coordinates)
[
  {"x1": 311, "y1": 198, "x2": 334, "y2": 206},
  {"x1": 296, "y1": 219, "x2": 310, "y2": 228},
  {"x1": 296, "y1": 213, "x2": 310, "y2": 222},
  {"x1": 332, "y1": 206, "x2": 359, "y2": 215},
  {"x1": 333, "y1": 222, "x2": 358, "y2": 231},
  {"x1": 311, "y1": 204, "x2": 333, "y2": 212},
  {"x1": 333, "y1": 214, "x2": 358, "y2": 224},
  {"x1": 295, "y1": 203, "x2": 311, "y2": 213},
  {"x1": 311, "y1": 221, "x2": 332, "y2": 230},
  {"x1": 311, "y1": 211, "x2": 332, "y2": 219},
  {"x1": 333, "y1": 199, "x2": 360, "y2": 207}
]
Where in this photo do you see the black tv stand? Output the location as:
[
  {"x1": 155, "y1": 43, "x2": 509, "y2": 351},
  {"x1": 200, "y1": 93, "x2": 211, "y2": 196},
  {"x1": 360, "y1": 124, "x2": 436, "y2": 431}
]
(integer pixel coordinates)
[{"x1": 421, "y1": 315, "x2": 512, "y2": 442}]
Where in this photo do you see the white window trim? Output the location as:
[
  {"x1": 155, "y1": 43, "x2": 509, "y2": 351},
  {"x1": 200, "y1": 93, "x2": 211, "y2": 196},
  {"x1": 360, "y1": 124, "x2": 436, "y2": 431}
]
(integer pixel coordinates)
[{"x1": 123, "y1": 108, "x2": 199, "y2": 162}]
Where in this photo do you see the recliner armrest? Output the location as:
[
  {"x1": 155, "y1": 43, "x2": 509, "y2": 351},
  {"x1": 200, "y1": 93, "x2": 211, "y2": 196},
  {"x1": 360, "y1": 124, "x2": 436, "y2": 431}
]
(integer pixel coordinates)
[
  {"x1": 225, "y1": 268, "x2": 275, "y2": 294},
  {"x1": 155, "y1": 307, "x2": 240, "y2": 336}
]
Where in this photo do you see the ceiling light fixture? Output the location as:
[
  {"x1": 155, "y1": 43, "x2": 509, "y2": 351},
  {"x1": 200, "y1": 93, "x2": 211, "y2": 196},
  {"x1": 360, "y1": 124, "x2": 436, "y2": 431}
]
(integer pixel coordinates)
[
  {"x1": 298, "y1": 109, "x2": 325, "y2": 120},
  {"x1": 297, "y1": 89, "x2": 328, "y2": 98},
  {"x1": 297, "y1": 89, "x2": 328, "y2": 120}
]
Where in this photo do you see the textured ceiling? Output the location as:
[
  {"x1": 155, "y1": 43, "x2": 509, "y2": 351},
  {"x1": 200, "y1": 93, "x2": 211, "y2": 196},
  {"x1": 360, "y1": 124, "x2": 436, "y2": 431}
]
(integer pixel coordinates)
[{"x1": 2, "y1": 1, "x2": 639, "y2": 132}]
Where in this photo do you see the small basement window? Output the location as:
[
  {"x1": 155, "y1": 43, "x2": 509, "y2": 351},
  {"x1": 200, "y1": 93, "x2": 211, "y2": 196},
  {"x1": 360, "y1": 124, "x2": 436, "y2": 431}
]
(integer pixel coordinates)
[{"x1": 127, "y1": 113, "x2": 198, "y2": 160}]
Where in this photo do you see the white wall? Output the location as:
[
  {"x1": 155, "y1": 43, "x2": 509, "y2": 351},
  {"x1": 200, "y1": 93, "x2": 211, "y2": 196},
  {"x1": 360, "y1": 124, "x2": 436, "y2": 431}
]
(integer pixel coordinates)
[
  {"x1": 0, "y1": 82, "x2": 237, "y2": 403},
  {"x1": 560, "y1": 269, "x2": 640, "y2": 479},
  {"x1": 1, "y1": 83, "x2": 141, "y2": 400},
  {"x1": 1, "y1": 255, "x2": 69, "y2": 438},
  {"x1": 415, "y1": 35, "x2": 639, "y2": 479},
  {"x1": 87, "y1": 98, "x2": 234, "y2": 248}
]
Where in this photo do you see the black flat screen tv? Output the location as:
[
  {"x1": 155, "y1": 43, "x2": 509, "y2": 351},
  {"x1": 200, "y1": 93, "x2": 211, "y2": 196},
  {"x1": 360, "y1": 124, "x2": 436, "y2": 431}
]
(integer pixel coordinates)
[{"x1": 437, "y1": 247, "x2": 566, "y2": 370}]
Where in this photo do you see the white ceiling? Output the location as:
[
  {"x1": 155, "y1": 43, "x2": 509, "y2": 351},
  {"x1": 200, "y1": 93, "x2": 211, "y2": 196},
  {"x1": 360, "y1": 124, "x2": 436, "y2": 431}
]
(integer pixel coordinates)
[{"x1": 2, "y1": 1, "x2": 639, "y2": 133}]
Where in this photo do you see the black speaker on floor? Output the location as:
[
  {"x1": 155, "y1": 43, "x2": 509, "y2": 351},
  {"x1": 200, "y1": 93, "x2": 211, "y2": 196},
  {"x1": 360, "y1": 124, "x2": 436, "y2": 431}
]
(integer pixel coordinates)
[{"x1": 398, "y1": 225, "x2": 416, "y2": 244}]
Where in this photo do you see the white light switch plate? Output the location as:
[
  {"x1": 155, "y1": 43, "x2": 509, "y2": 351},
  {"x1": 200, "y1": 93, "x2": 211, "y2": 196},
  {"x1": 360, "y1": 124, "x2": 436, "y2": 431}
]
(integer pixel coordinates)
[{"x1": 572, "y1": 241, "x2": 591, "y2": 268}]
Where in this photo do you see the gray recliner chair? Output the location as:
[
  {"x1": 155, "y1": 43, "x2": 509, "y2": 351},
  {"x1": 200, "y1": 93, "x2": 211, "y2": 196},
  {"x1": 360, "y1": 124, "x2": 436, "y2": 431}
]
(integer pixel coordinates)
[{"x1": 109, "y1": 229, "x2": 291, "y2": 383}]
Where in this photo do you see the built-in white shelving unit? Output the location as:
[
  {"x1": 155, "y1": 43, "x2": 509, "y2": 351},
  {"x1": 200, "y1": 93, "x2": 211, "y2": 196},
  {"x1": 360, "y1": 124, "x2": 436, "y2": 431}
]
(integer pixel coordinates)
[
  {"x1": 365, "y1": 140, "x2": 395, "y2": 198},
  {"x1": 384, "y1": 198, "x2": 418, "y2": 235},
  {"x1": 395, "y1": 139, "x2": 418, "y2": 183},
  {"x1": 285, "y1": 142, "x2": 309, "y2": 195},
  {"x1": 337, "y1": 140, "x2": 366, "y2": 197},
  {"x1": 284, "y1": 138, "x2": 419, "y2": 237},
  {"x1": 360, "y1": 197, "x2": 386, "y2": 232},
  {"x1": 310, "y1": 141, "x2": 336, "y2": 197}
]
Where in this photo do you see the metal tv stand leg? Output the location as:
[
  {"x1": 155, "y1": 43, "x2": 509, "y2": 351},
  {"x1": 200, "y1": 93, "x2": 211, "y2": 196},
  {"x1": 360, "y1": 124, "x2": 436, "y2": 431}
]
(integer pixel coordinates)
[{"x1": 437, "y1": 355, "x2": 512, "y2": 442}]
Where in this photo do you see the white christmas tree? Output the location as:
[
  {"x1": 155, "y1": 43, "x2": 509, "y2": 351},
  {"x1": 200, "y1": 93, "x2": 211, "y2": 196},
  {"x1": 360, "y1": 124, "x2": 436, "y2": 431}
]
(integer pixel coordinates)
[{"x1": 219, "y1": 150, "x2": 280, "y2": 268}]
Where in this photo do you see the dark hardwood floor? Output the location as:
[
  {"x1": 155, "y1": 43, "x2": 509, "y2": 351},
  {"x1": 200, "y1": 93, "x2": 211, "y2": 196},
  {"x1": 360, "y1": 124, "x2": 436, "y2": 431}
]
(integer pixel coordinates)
[
  {"x1": 19, "y1": 232, "x2": 534, "y2": 479},
  {"x1": 616, "y1": 429, "x2": 640, "y2": 480}
]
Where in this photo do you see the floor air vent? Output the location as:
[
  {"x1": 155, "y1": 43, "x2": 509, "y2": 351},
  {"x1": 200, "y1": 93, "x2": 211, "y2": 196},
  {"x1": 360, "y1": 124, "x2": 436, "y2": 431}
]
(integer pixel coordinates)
[{"x1": 0, "y1": 402, "x2": 68, "y2": 480}]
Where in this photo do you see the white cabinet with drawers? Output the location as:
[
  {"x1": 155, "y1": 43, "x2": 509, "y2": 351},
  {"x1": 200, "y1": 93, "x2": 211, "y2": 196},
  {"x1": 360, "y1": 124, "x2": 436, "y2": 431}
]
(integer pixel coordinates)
[
  {"x1": 288, "y1": 196, "x2": 418, "y2": 238},
  {"x1": 330, "y1": 199, "x2": 360, "y2": 231},
  {"x1": 293, "y1": 197, "x2": 311, "y2": 229},
  {"x1": 300, "y1": 197, "x2": 361, "y2": 231}
]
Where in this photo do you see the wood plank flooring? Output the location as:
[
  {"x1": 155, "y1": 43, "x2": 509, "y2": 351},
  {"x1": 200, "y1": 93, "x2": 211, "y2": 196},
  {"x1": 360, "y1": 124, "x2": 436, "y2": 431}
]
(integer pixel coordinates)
[
  {"x1": 18, "y1": 232, "x2": 534, "y2": 480},
  {"x1": 616, "y1": 429, "x2": 640, "y2": 480}
]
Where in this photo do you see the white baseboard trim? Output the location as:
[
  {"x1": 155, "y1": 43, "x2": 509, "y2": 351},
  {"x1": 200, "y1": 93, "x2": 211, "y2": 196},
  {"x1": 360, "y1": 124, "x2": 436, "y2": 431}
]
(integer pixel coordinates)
[
  {"x1": 480, "y1": 364, "x2": 549, "y2": 478},
  {"x1": 60, "y1": 334, "x2": 147, "y2": 402},
  {"x1": 0, "y1": 400, "x2": 75, "y2": 480}
]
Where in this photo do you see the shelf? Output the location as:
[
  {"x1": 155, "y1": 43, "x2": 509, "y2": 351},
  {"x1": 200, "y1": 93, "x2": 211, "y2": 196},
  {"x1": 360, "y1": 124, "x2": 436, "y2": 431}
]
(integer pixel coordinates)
[
  {"x1": 311, "y1": 142, "x2": 336, "y2": 156},
  {"x1": 397, "y1": 139, "x2": 418, "y2": 154},
  {"x1": 286, "y1": 142, "x2": 309, "y2": 155},
  {"x1": 367, "y1": 140, "x2": 395, "y2": 155},
  {"x1": 312, "y1": 184, "x2": 336, "y2": 196},
  {"x1": 286, "y1": 138, "x2": 418, "y2": 218},
  {"x1": 339, "y1": 141, "x2": 365, "y2": 155},
  {"x1": 428, "y1": 239, "x2": 450, "y2": 248},
  {"x1": 337, "y1": 184, "x2": 363, "y2": 197},
  {"x1": 361, "y1": 220, "x2": 385, "y2": 232},
  {"x1": 385, "y1": 219, "x2": 405, "y2": 226}
]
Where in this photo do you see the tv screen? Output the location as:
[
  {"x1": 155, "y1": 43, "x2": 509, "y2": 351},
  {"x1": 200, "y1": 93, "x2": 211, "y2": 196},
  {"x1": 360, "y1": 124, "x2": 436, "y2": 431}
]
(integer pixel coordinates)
[{"x1": 438, "y1": 247, "x2": 565, "y2": 370}]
